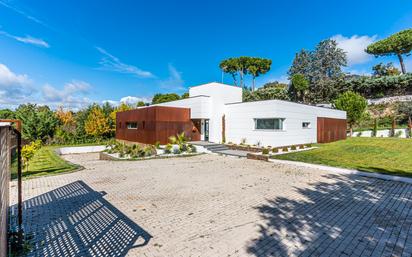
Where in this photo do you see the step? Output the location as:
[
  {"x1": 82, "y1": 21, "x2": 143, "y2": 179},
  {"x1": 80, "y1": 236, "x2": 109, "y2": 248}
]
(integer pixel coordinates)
[{"x1": 206, "y1": 146, "x2": 230, "y2": 151}]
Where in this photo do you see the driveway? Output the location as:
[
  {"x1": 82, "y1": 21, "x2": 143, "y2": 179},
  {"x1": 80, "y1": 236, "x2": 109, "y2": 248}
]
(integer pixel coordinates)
[{"x1": 10, "y1": 153, "x2": 412, "y2": 257}]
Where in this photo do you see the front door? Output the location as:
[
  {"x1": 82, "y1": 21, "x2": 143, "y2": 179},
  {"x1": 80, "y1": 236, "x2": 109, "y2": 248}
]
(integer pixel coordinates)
[{"x1": 204, "y1": 119, "x2": 209, "y2": 141}]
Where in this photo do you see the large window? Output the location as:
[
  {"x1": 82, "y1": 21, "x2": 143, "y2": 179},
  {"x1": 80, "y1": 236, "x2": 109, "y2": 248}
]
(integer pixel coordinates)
[
  {"x1": 254, "y1": 118, "x2": 284, "y2": 130},
  {"x1": 126, "y1": 122, "x2": 138, "y2": 129}
]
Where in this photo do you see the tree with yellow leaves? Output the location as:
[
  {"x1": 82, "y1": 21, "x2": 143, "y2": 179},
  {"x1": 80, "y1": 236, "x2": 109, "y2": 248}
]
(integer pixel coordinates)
[
  {"x1": 55, "y1": 106, "x2": 75, "y2": 125},
  {"x1": 85, "y1": 106, "x2": 111, "y2": 137},
  {"x1": 109, "y1": 102, "x2": 132, "y2": 132}
]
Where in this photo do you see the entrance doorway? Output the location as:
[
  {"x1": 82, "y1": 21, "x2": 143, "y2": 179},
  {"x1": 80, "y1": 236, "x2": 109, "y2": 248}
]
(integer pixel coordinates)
[{"x1": 204, "y1": 119, "x2": 209, "y2": 141}]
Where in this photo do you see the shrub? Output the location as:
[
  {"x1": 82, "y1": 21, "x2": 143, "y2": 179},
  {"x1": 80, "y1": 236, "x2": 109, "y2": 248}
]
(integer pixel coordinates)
[
  {"x1": 143, "y1": 145, "x2": 156, "y2": 156},
  {"x1": 299, "y1": 145, "x2": 305, "y2": 149},
  {"x1": 154, "y1": 141, "x2": 161, "y2": 149},
  {"x1": 272, "y1": 148, "x2": 279, "y2": 153},
  {"x1": 262, "y1": 148, "x2": 269, "y2": 155},
  {"x1": 179, "y1": 143, "x2": 188, "y2": 152},
  {"x1": 186, "y1": 144, "x2": 197, "y2": 153},
  {"x1": 125, "y1": 145, "x2": 133, "y2": 155},
  {"x1": 291, "y1": 145, "x2": 297, "y2": 150},
  {"x1": 282, "y1": 147, "x2": 289, "y2": 152},
  {"x1": 306, "y1": 143, "x2": 312, "y2": 148},
  {"x1": 356, "y1": 131, "x2": 362, "y2": 137},
  {"x1": 394, "y1": 130, "x2": 403, "y2": 138},
  {"x1": 164, "y1": 144, "x2": 173, "y2": 154}
]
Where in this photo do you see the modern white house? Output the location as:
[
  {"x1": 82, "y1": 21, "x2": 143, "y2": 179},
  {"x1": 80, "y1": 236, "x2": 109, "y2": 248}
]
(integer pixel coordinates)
[{"x1": 116, "y1": 82, "x2": 347, "y2": 147}]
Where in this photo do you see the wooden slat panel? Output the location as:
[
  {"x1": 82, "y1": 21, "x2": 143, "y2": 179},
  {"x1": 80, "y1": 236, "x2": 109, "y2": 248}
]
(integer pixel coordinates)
[
  {"x1": 317, "y1": 117, "x2": 347, "y2": 143},
  {"x1": 116, "y1": 106, "x2": 200, "y2": 144}
]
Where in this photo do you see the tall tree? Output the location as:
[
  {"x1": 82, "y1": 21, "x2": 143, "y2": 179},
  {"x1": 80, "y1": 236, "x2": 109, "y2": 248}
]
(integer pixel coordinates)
[
  {"x1": 288, "y1": 39, "x2": 347, "y2": 103},
  {"x1": 290, "y1": 74, "x2": 309, "y2": 103},
  {"x1": 312, "y1": 39, "x2": 347, "y2": 81},
  {"x1": 0, "y1": 109, "x2": 15, "y2": 119},
  {"x1": 333, "y1": 91, "x2": 367, "y2": 136},
  {"x1": 181, "y1": 92, "x2": 189, "y2": 99},
  {"x1": 288, "y1": 49, "x2": 313, "y2": 79},
  {"x1": 85, "y1": 105, "x2": 111, "y2": 138},
  {"x1": 372, "y1": 62, "x2": 401, "y2": 77},
  {"x1": 366, "y1": 29, "x2": 412, "y2": 74},
  {"x1": 137, "y1": 101, "x2": 146, "y2": 107},
  {"x1": 220, "y1": 57, "x2": 272, "y2": 88},
  {"x1": 151, "y1": 93, "x2": 180, "y2": 104},
  {"x1": 15, "y1": 104, "x2": 59, "y2": 142},
  {"x1": 219, "y1": 58, "x2": 240, "y2": 86},
  {"x1": 247, "y1": 58, "x2": 272, "y2": 91}
]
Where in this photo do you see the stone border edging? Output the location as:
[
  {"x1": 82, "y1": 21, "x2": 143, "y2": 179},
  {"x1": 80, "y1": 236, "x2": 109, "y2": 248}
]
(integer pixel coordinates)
[
  {"x1": 269, "y1": 158, "x2": 412, "y2": 184},
  {"x1": 99, "y1": 151, "x2": 204, "y2": 161}
]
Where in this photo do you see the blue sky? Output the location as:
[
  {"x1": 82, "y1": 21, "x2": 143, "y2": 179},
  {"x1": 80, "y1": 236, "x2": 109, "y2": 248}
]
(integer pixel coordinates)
[{"x1": 0, "y1": 0, "x2": 411, "y2": 109}]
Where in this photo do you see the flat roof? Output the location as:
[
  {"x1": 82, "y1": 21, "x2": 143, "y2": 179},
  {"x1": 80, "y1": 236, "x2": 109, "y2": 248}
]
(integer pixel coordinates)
[
  {"x1": 225, "y1": 99, "x2": 344, "y2": 112},
  {"x1": 189, "y1": 81, "x2": 240, "y2": 89}
]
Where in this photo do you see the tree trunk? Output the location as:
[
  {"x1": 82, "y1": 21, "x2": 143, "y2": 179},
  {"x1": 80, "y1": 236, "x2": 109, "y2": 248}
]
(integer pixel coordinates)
[
  {"x1": 349, "y1": 124, "x2": 353, "y2": 137},
  {"x1": 239, "y1": 70, "x2": 244, "y2": 88},
  {"x1": 391, "y1": 117, "x2": 396, "y2": 137},
  {"x1": 408, "y1": 116, "x2": 412, "y2": 138},
  {"x1": 397, "y1": 53, "x2": 406, "y2": 74},
  {"x1": 231, "y1": 74, "x2": 238, "y2": 86}
]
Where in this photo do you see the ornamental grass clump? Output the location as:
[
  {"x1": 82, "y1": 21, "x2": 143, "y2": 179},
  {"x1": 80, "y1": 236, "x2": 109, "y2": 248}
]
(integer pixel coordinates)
[
  {"x1": 272, "y1": 148, "x2": 279, "y2": 153},
  {"x1": 262, "y1": 148, "x2": 269, "y2": 155},
  {"x1": 291, "y1": 145, "x2": 297, "y2": 151},
  {"x1": 282, "y1": 147, "x2": 289, "y2": 152}
]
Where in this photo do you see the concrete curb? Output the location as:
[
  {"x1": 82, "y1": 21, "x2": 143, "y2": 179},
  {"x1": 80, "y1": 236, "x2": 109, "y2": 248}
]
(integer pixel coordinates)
[
  {"x1": 56, "y1": 145, "x2": 106, "y2": 155},
  {"x1": 269, "y1": 158, "x2": 412, "y2": 184}
]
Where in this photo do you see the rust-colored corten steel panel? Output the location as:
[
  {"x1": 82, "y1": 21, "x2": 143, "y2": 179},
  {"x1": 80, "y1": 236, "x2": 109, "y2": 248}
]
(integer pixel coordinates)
[
  {"x1": 317, "y1": 117, "x2": 347, "y2": 143},
  {"x1": 116, "y1": 106, "x2": 200, "y2": 144}
]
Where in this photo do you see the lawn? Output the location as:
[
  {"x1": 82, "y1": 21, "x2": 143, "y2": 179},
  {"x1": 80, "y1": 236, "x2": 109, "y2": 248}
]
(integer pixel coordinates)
[
  {"x1": 11, "y1": 146, "x2": 81, "y2": 179},
  {"x1": 272, "y1": 137, "x2": 412, "y2": 177}
]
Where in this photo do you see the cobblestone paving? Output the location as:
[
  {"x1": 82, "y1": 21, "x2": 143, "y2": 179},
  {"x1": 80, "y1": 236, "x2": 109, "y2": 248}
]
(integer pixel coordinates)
[{"x1": 10, "y1": 153, "x2": 412, "y2": 257}]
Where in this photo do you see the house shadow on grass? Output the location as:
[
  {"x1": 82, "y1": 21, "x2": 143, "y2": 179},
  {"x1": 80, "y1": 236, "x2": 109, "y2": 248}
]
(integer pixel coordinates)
[
  {"x1": 246, "y1": 174, "x2": 412, "y2": 257},
  {"x1": 14, "y1": 180, "x2": 152, "y2": 257}
]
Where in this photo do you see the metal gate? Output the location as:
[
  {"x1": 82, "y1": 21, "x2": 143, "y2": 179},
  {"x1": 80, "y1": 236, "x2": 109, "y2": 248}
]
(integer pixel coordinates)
[
  {"x1": 0, "y1": 125, "x2": 11, "y2": 257},
  {"x1": 0, "y1": 120, "x2": 22, "y2": 257}
]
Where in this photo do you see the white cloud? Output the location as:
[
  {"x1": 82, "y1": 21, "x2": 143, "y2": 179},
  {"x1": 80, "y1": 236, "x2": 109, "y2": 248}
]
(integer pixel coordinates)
[
  {"x1": 159, "y1": 64, "x2": 185, "y2": 91},
  {"x1": 103, "y1": 96, "x2": 152, "y2": 107},
  {"x1": 0, "y1": 30, "x2": 49, "y2": 48},
  {"x1": 42, "y1": 80, "x2": 92, "y2": 109},
  {"x1": 96, "y1": 47, "x2": 154, "y2": 78},
  {"x1": 0, "y1": 63, "x2": 35, "y2": 105},
  {"x1": 331, "y1": 34, "x2": 377, "y2": 66},
  {"x1": 0, "y1": 1, "x2": 48, "y2": 27}
]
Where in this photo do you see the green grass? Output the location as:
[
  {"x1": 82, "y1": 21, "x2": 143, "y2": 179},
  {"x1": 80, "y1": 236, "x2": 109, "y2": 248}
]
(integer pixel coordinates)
[
  {"x1": 272, "y1": 137, "x2": 412, "y2": 177},
  {"x1": 11, "y1": 146, "x2": 81, "y2": 180}
]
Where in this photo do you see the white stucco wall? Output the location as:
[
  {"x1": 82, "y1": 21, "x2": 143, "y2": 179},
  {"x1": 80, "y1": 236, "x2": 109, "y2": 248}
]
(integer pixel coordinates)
[
  {"x1": 155, "y1": 95, "x2": 211, "y2": 119},
  {"x1": 225, "y1": 100, "x2": 346, "y2": 147},
  {"x1": 156, "y1": 82, "x2": 243, "y2": 142},
  {"x1": 189, "y1": 82, "x2": 242, "y2": 142}
]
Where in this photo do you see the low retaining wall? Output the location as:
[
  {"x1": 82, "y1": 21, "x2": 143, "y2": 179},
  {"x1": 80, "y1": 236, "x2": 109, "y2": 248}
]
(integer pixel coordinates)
[
  {"x1": 227, "y1": 145, "x2": 262, "y2": 152},
  {"x1": 247, "y1": 153, "x2": 269, "y2": 161},
  {"x1": 56, "y1": 145, "x2": 106, "y2": 155},
  {"x1": 350, "y1": 128, "x2": 411, "y2": 138}
]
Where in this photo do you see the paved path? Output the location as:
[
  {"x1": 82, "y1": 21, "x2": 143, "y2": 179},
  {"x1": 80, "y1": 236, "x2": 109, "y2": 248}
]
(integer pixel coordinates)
[{"x1": 10, "y1": 154, "x2": 412, "y2": 257}]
